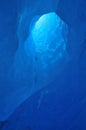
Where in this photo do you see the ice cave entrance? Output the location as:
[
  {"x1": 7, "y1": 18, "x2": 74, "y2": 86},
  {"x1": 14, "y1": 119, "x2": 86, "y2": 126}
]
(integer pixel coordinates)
[
  {"x1": 25, "y1": 11, "x2": 68, "y2": 61},
  {"x1": 31, "y1": 12, "x2": 65, "y2": 53},
  {"x1": 24, "y1": 12, "x2": 68, "y2": 83},
  {"x1": 31, "y1": 12, "x2": 60, "y2": 53}
]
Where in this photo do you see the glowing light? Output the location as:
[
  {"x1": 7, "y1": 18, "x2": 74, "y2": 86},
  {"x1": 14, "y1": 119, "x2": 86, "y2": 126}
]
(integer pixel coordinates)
[
  {"x1": 24, "y1": 12, "x2": 68, "y2": 69},
  {"x1": 24, "y1": 12, "x2": 68, "y2": 89},
  {"x1": 31, "y1": 12, "x2": 61, "y2": 53}
]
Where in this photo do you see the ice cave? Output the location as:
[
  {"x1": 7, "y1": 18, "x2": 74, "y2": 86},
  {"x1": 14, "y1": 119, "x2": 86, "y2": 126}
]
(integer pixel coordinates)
[
  {"x1": 0, "y1": 0, "x2": 86, "y2": 129},
  {"x1": 23, "y1": 12, "x2": 68, "y2": 91}
]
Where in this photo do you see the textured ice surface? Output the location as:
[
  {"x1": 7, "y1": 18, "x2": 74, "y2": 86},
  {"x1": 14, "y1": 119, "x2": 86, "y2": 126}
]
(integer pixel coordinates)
[
  {"x1": 24, "y1": 12, "x2": 68, "y2": 93},
  {"x1": 5, "y1": 12, "x2": 68, "y2": 121},
  {"x1": 0, "y1": 11, "x2": 68, "y2": 121},
  {"x1": 0, "y1": 0, "x2": 86, "y2": 130},
  {"x1": 2, "y1": 12, "x2": 68, "y2": 121}
]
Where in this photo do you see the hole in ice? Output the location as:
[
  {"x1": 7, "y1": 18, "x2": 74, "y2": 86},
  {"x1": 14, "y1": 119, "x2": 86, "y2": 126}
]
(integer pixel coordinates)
[{"x1": 24, "y1": 12, "x2": 69, "y2": 92}]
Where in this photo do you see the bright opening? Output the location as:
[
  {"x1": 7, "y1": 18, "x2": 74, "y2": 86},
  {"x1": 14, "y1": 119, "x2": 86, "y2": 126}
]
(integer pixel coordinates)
[
  {"x1": 31, "y1": 12, "x2": 60, "y2": 53},
  {"x1": 24, "y1": 12, "x2": 68, "y2": 84}
]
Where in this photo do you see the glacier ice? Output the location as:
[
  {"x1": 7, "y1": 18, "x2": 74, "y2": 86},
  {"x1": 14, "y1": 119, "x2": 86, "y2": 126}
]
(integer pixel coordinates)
[
  {"x1": 0, "y1": 12, "x2": 68, "y2": 121},
  {"x1": 23, "y1": 12, "x2": 68, "y2": 93}
]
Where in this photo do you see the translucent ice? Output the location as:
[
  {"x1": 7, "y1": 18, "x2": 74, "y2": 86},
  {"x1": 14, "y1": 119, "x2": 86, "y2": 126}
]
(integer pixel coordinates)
[
  {"x1": 24, "y1": 12, "x2": 68, "y2": 92},
  {"x1": 0, "y1": 12, "x2": 68, "y2": 121}
]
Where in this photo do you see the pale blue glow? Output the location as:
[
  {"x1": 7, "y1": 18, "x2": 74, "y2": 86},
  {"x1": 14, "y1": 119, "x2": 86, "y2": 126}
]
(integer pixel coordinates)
[
  {"x1": 31, "y1": 12, "x2": 61, "y2": 53},
  {"x1": 24, "y1": 12, "x2": 68, "y2": 90},
  {"x1": 24, "y1": 12, "x2": 68, "y2": 68}
]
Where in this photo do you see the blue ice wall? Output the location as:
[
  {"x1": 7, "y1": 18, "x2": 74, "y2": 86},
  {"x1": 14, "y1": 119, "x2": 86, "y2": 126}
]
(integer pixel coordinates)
[
  {"x1": 0, "y1": 0, "x2": 68, "y2": 121},
  {"x1": 3, "y1": 11, "x2": 68, "y2": 121},
  {"x1": 0, "y1": 0, "x2": 86, "y2": 130}
]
